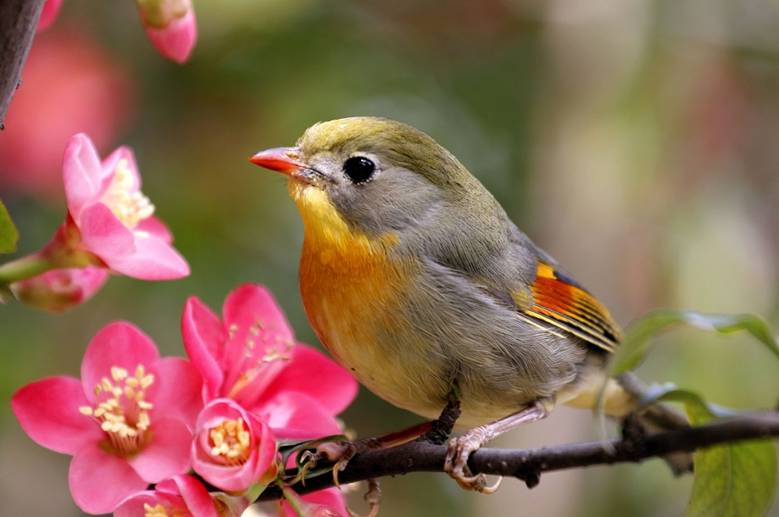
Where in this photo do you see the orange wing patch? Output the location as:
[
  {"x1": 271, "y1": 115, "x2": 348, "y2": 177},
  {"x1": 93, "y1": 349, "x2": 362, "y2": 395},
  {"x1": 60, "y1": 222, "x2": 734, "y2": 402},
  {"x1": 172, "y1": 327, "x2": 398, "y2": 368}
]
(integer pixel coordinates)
[{"x1": 522, "y1": 261, "x2": 622, "y2": 353}]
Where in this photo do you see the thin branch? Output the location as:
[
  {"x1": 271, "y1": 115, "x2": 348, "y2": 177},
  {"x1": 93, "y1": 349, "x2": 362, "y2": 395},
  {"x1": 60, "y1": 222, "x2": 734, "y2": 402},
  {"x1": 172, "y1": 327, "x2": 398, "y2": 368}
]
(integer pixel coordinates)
[
  {"x1": 257, "y1": 411, "x2": 779, "y2": 501},
  {"x1": 0, "y1": 0, "x2": 45, "y2": 127}
]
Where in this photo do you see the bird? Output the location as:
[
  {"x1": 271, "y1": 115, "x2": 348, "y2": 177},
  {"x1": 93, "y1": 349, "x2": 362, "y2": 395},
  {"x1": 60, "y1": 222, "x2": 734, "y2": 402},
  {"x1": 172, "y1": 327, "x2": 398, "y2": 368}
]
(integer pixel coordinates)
[{"x1": 249, "y1": 116, "x2": 686, "y2": 492}]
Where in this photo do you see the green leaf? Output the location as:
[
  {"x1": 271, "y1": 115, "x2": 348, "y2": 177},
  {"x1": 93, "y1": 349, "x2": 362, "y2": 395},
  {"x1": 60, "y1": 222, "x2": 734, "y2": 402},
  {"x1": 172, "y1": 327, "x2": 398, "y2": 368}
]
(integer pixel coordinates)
[
  {"x1": 687, "y1": 437, "x2": 776, "y2": 517},
  {"x1": 610, "y1": 310, "x2": 779, "y2": 376},
  {"x1": 0, "y1": 199, "x2": 18, "y2": 254},
  {"x1": 647, "y1": 386, "x2": 777, "y2": 517}
]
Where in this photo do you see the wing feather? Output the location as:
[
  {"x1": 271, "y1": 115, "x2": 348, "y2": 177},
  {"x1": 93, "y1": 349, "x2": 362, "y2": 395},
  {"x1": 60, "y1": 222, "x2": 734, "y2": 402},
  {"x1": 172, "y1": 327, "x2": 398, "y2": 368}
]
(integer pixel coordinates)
[{"x1": 518, "y1": 261, "x2": 622, "y2": 353}]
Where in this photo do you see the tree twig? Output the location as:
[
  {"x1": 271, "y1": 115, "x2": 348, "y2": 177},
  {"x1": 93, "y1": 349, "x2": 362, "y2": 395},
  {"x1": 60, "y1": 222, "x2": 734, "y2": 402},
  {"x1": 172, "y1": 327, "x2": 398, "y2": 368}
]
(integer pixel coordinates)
[
  {"x1": 257, "y1": 411, "x2": 779, "y2": 501},
  {"x1": 0, "y1": 0, "x2": 45, "y2": 128}
]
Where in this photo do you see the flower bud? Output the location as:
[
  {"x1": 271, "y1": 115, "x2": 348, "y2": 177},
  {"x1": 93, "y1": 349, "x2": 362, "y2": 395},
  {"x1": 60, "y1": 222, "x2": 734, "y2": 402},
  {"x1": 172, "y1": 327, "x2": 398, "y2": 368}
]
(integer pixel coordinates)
[
  {"x1": 12, "y1": 267, "x2": 108, "y2": 312},
  {"x1": 137, "y1": 0, "x2": 197, "y2": 63}
]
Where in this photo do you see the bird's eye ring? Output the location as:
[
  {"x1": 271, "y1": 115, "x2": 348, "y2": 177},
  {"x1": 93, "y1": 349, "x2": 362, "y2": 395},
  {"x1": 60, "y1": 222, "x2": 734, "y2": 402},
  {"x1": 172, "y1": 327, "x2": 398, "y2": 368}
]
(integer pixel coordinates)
[{"x1": 343, "y1": 156, "x2": 376, "y2": 184}]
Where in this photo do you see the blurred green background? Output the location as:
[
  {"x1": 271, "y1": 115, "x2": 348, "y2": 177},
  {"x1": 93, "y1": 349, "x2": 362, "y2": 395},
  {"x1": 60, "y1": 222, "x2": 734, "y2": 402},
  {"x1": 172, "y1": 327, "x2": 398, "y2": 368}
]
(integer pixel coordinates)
[{"x1": 2, "y1": 0, "x2": 779, "y2": 515}]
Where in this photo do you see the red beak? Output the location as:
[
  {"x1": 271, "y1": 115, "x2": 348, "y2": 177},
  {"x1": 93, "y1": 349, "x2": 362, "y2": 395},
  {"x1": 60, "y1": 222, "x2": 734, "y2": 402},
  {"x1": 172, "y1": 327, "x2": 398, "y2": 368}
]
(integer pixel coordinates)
[{"x1": 248, "y1": 146, "x2": 306, "y2": 174}]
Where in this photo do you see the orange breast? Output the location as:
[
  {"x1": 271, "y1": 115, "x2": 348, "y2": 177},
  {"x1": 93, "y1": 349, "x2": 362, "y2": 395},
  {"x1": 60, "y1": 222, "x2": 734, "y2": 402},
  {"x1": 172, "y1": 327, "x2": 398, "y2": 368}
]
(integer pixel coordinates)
[{"x1": 299, "y1": 230, "x2": 407, "y2": 365}]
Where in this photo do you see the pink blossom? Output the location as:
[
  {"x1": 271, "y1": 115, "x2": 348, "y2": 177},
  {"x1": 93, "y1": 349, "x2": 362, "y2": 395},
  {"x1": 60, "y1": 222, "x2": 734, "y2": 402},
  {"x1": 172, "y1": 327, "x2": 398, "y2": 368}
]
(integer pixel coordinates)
[
  {"x1": 37, "y1": 0, "x2": 64, "y2": 31},
  {"x1": 0, "y1": 29, "x2": 132, "y2": 196},
  {"x1": 11, "y1": 322, "x2": 202, "y2": 514},
  {"x1": 138, "y1": 0, "x2": 197, "y2": 63},
  {"x1": 280, "y1": 489, "x2": 349, "y2": 517},
  {"x1": 192, "y1": 398, "x2": 278, "y2": 493},
  {"x1": 182, "y1": 284, "x2": 358, "y2": 439},
  {"x1": 11, "y1": 267, "x2": 108, "y2": 312},
  {"x1": 60, "y1": 133, "x2": 190, "y2": 280},
  {"x1": 115, "y1": 474, "x2": 248, "y2": 517}
]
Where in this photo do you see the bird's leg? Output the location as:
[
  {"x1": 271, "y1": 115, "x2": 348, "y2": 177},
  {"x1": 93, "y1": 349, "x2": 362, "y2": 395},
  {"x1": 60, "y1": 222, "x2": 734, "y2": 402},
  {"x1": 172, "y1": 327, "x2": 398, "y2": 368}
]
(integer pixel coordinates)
[{"x1": 444, "y1": 399, "x2": 552, "y2": 493}]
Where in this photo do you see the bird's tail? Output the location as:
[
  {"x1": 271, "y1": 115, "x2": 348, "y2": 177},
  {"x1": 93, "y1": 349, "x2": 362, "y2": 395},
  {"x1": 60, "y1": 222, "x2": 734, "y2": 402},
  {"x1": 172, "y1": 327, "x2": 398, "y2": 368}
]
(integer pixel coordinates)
[{"x1": 564, "y1": 370, "x2": 692, "y2": 474}]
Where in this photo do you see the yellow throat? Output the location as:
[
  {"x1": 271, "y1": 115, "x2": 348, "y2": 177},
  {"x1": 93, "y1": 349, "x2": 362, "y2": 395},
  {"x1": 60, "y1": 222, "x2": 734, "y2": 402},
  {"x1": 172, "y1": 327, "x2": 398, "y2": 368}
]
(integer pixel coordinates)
[{"x1": 291, "y1": 180, "x2": 410, "y2": 377}]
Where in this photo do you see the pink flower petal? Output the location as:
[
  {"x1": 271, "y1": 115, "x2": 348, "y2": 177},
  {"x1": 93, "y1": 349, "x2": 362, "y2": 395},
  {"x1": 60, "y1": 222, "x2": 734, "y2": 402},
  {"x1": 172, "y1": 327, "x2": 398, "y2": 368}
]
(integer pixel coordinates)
[
  {"x1": 69, "y1": 441, "x2": 147, "y2": 514},
  {"x1": 145, "y1": 10, "x2": 197, "y2": 64},
  {"x1": 11, "y1": 376, "x2": 103, "y2": 454},
  {"x1": 108, "y1": 233, "x2": 190, "y2": 280},
  {"x1": 182, "y1": 297, "x2": 225, "y2": 399},
  {"x1": 63, "y1": 134, "x2": 109, "y2": 218},
  {"x1": 137, "y1": 216, "x2": 173, "y2": 242},
  {"x1": 37, "y1": 0, "x2": 63, "y2": 31},
  {"x1": 114, "y1": 491, "x2": 159, "y2": 517},
  {"x1": 301, "y1": 488, "x2": 349, "y2": 517},
  {"x1": 221, "y1": 285, "x2": 294, "y2": 402},
  {"x1": 152, "y1": 357, "x2": 203, "y2": 426},
  {"x1": 222, "y1": 284, "x2": 294, "y2": 342},
  {"x1": 128, "y1": 418, "x2": 192, "y2": 483},
  {"x1": 259, "y1": 345, "x2": 357, "y2": 416},
  {"x1": 168, "y1": 475, "x2": 220, "y2": 517},
  {"x1": 259, "y1": 391, "x2": 342, "y2": 439},
  {"x1": 101, "y1": 145, "x2": 140, "y2": 191},
  {"x1": 192, "y1": 399, "x2": 277, "y2": 492},
  {"x1": 81, "y1": 322, "x2": 160, "y2": 402},
  {"x1": 78, "y1": 202, "x2": 136, "y2": 260}
]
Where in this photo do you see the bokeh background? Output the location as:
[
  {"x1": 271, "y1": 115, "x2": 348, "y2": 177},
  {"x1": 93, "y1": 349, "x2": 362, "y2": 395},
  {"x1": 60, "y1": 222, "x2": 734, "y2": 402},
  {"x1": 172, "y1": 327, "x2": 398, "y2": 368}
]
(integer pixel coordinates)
[{"x1": 2, "y1": 0, "x2": 779, "y2": 515}]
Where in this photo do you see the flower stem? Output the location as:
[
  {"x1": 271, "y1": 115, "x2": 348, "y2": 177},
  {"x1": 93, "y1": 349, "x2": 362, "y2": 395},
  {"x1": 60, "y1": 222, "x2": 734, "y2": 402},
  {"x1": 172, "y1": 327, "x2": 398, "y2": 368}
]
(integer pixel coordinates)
[
  {"x1": 0, "y1": 253, "x2": 56, "y2": 285},
  {"x1": 279, "y1": 483, "x2": 308, "y2": 517}
]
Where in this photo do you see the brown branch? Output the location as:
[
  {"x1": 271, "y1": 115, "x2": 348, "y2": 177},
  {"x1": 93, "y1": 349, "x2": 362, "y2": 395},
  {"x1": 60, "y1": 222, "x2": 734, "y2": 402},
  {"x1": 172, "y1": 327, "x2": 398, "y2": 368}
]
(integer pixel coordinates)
[
  {"x1": 0, "y1": 0, "x2": 46, "y2": 128},
  {"x1": 257, "y1": 411, "x2": 779, "y2": 501}
]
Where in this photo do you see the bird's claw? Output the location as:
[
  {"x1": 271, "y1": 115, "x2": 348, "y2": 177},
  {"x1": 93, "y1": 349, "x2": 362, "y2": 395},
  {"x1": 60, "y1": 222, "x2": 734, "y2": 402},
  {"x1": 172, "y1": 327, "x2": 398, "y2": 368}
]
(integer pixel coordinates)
[
  {"x1": 300, "y1": 440, "x2": 357, "y2": 487},
  {"x1": 443, "y1": 434, "x2": 503, "y2": 493},
  {"x1": 348, "y1": 479, "x2": 381, "y2": 517}
]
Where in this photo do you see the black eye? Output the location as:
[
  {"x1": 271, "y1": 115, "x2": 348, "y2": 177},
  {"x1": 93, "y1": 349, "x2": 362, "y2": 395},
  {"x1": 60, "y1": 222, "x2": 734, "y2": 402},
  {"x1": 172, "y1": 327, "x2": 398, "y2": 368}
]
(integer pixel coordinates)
[{"x1": 343, "y1": 156, "x2": 376, "y2": 184}]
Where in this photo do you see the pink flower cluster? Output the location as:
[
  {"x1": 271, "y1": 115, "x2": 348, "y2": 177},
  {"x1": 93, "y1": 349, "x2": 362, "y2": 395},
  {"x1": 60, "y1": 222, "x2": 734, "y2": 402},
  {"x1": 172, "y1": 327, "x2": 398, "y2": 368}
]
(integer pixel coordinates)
[
  {"x1": 38, "y1": 0, "x2": 197, "y2": 63},
  {"x1": 9, "y1": 132, "x2": 189, "y2": 312},
  {"x1": 12, "y1": 285, "x2": 357, "y2": 516}
]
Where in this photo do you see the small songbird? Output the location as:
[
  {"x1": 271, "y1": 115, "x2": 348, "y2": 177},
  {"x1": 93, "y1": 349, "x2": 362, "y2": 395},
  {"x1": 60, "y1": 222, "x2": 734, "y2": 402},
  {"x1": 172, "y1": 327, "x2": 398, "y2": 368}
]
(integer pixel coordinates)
[{"x1": 250, "y1": 117, "x2": 684, "y2": 491}]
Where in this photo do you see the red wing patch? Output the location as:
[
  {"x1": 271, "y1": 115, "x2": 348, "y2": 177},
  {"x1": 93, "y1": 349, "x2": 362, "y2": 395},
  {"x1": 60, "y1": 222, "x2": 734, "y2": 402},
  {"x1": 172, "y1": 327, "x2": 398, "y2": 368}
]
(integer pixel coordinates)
[{"x1": 522, "y1": 261, "x2": 622, "y2": 353}]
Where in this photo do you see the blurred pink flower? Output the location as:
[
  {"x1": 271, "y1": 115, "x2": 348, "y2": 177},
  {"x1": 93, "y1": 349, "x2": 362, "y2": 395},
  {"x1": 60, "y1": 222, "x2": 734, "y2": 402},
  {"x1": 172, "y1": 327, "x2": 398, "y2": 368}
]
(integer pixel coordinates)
[
  {"x1": 0, "y1": 29, "x2": 132, "y2": 196},
  {"x1": 281, "y1": 489, "x2": 349, "y2": 517},
  {"x1": 11, "y1": 322, "x2": 202, "y2": 514},
  {"x1": 138, "y1": 0, "x2": 197, "y2": 63},
  {"x1": 182, "y1": 284, "x2": 358, "y2": 439},
  {"x1": 192, "y1": 398, "x2": 278, "y2": 493},
  {"x1": 11, "y1": 266, "x2": 108, "y2": 312},
  {"x1": 37, "y1": 0, "x2": 64, "y2": 31},
  {"x1": 115, "y1": 474, "x2": 248, "y2": 517},
  {"x1": 58, "y1": 133, "x2": 190, "y2": 280}
]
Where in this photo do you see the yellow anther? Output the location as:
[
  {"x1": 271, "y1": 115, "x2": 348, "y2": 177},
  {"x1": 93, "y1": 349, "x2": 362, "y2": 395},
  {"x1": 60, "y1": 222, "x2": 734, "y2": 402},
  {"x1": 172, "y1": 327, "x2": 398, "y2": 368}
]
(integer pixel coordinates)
[
  {"x1": 144, "y1": 502, "x2": 169, "y2": 517},
  {"x1": 111, "y1": 367, "x2": 128, "y2": 381},
  {"x1": 79, "y1": 363, "x2": 157, "y2": 456},
  {"x1": 207, "y1": 418, "x2": 251, "y2": 465},
  {"x1": 140, "y1": 374, "x2": 154, "y2": 389},
  {"x1": 102, "y1": 159, "x2": 155, "y2": 229}
]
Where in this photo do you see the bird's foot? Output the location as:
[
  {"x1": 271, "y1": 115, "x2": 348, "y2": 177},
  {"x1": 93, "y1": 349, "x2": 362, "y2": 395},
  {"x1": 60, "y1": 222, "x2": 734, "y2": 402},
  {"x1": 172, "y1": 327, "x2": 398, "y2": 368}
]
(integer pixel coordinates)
[
  {"x1": 443, "y1": 430, "x2": 503, "y2": 494},
  {"x1": 442, "y1": 401, "x2": 550, "y2": 493},
  {"x1": 299, "y1": 439, "x2": 363, "y2": 486},
  {"x1": 348, "y1": 478, "x2": 381, "y2": 517}
]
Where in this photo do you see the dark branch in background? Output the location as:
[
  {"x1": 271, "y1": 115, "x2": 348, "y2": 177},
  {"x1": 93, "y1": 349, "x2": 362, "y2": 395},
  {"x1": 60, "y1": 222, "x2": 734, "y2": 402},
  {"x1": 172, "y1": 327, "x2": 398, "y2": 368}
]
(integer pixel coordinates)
[
  {"x1": 0, "y1": 0, "x2": 45, "y2": 127},
  {"x1": 258, "y1": 411, "x2": 779, "y2": 501}
]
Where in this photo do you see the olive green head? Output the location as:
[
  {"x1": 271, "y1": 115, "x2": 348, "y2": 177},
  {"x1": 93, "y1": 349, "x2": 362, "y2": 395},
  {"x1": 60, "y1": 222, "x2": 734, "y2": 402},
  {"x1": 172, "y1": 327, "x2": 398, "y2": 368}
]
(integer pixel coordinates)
[{"x1": 250, "y1": 116, "x2": 500, "y2": 239}]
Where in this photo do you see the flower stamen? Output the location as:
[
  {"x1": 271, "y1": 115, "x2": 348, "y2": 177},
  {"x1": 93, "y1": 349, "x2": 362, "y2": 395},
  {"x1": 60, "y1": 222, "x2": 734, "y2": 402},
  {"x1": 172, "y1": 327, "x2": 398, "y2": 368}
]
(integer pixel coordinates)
[
  {"x1": 208, "y1": 418, "x2": 251, "y2": 466},
  {"x1": 79, "y1": 364, "x2": 155, "y2": 455},
  {"x1": 102, "y1": 159, "x2": 155, "y2": 228},
  {"x1": 143, "y1": 502, "x2": 186, "y2": 517}
]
